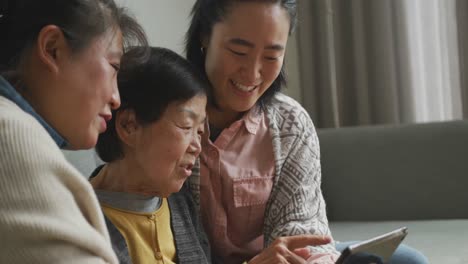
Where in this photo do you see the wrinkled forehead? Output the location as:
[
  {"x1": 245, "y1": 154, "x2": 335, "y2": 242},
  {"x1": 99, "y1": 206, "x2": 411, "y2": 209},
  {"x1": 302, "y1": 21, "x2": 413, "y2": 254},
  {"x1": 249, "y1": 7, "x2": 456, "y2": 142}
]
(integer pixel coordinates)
[{"x1": 173, "y1": 95, "x2": 208, "y2": 120}]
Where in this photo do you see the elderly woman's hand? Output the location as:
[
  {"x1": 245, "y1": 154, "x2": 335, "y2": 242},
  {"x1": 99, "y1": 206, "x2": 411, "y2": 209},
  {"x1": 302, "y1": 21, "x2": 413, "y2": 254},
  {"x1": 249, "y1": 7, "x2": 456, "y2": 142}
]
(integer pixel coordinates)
[{"x1": 247, "y1": 235, "x2": 332, "y2": 264}]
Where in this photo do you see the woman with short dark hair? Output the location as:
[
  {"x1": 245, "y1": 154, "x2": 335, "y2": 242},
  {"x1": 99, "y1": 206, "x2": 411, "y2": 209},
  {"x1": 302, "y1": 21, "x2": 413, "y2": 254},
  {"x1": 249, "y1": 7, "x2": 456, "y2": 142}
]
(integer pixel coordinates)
[
  {"x1": 91, "y1": 47, "x2": 211, "y2": 264},
  {"x1": 0, "y1": 0, "x2": 147, "y2": 262}
]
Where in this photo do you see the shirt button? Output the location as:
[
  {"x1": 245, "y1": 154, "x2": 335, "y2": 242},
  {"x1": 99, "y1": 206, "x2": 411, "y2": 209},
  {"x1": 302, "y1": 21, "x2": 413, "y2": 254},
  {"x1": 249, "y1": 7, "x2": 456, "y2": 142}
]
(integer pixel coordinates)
[
  {"x1": 155, "y1": 252, "x2": 163, "y2": 260},
  {"x1": 148, "y1": 214, "x2": 155, "y2": 220}
]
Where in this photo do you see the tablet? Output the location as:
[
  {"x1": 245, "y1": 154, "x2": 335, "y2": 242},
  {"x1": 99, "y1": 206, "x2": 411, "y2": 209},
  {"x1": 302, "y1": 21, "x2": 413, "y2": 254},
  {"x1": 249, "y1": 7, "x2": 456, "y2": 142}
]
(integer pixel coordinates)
[{"x1": 335, "y1": 227, "x2": 408, "y2": 264}]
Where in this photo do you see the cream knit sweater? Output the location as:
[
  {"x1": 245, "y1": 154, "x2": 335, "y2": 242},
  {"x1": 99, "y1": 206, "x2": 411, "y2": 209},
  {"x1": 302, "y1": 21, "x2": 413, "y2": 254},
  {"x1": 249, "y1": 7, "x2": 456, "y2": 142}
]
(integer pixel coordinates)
[{"x1": 0, "y1": 96, "x2": 118, "y2": 264}]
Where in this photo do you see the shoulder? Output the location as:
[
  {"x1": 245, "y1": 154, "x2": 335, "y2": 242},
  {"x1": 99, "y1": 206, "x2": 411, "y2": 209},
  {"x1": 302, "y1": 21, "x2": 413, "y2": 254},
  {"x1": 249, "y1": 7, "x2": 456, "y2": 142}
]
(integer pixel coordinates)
[
  {"x1": 0, "y1": 96, "x2": 32, "y2": 122},
  {"x1": 0, "y1": 96, "x2": 60, "y2": 159},
  {"x1": 269, "y1": 93, "x2": 306, "y2": 112},
  {"x1": 0, "y1": 97, "x2": 117, "y2": 263},
  {"x1": 0, "y1": 96, "x2": 82, "y2": 187},
  {"x1": 0, "y1": 96, "x2": 49, "y2": 131},
  {"x1": 265, "y1": 93, "x2": 316, "y2": 133}
]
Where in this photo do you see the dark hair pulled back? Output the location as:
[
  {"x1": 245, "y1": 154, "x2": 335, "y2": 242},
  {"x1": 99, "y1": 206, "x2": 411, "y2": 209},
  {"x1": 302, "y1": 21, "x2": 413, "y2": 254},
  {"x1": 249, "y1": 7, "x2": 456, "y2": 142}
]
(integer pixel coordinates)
[{"x1": 0, "y1": 0, "x2": 147, "y2": 73}]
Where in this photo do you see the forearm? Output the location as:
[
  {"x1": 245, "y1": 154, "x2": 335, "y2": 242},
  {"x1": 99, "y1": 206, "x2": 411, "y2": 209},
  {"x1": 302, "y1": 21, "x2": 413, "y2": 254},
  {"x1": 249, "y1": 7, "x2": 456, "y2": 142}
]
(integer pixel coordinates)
[{"x1": 264, "y1": 125, "x2": 338, "y2": 256}]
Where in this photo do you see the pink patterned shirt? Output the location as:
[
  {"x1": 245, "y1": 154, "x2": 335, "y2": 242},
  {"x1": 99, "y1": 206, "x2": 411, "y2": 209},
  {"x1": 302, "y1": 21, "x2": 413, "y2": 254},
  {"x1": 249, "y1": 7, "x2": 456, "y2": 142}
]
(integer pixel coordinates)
[{"x1": 200, "y1": 107, "x2": 275, "y2": 264}]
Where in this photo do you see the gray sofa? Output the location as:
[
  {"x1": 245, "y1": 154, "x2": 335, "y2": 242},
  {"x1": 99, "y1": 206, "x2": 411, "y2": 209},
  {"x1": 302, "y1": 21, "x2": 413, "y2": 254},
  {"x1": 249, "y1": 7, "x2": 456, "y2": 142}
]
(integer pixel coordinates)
[
  {"x1": 63, "y1": 120, "x2": 468, "y2": 263},
  {"x1": 318, "y1": 120, "x2": 468, "y2": 263}
]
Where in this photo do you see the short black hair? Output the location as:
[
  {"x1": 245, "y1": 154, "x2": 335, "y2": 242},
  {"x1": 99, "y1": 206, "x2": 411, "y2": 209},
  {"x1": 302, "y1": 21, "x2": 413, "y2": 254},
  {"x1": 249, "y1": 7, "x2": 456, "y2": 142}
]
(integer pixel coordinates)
[
  {"x1": 185, "y1": 0, "x2": 297, "y2": 107},
  {"x1": 0, "y1": 0, "x2": 147, "y2": 73},
  {"x1": 95, "y1": 47, "x2": 209, "y2": 162}
]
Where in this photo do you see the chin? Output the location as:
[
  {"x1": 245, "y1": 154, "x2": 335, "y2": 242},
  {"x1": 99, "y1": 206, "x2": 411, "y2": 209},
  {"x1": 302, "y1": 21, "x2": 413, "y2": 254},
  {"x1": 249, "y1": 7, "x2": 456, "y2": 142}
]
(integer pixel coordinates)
[
  {"x1": 67, "y1": 133, "x2": 98, "y2": 150},
  {"x1": 232, "y1": 103, "x2": 256, "y2": 113},
  {"x1": 172, "y1": 181, "x2": 186, "y2": 193}
]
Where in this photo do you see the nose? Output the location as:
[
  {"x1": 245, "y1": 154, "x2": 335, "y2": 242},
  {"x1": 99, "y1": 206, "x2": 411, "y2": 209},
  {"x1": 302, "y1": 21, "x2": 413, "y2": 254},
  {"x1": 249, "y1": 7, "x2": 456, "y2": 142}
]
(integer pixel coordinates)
[
  {"x1": 110, "y1": 82, "x2": 121, "y2": 110},
  {"x1": 188, "y1": 134, "x2": 202, "y2": 157},
  {"x1": 241, "y1": 56, "x2": 262, "y2": 84}
]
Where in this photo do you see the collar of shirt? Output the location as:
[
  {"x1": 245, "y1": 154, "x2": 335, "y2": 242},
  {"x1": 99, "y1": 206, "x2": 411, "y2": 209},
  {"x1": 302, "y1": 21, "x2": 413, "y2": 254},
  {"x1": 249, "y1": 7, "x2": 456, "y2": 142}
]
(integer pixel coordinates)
[
  {"x1": 91, "y1": 165, "x2": 163, "y2": 213},
  {"x1": 0, "y1": 75, "x2": 68, "y2": 148},
  {"x1": 242, "y1": 105, "x2": 263, "y2": 135},
  {"x1": 205, "y1": 105, "x2": 263, "y2": 142}
]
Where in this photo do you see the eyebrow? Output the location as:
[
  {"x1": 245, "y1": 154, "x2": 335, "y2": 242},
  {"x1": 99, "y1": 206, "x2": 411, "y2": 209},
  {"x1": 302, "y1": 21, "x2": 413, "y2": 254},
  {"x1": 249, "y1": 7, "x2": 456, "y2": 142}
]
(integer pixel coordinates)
[
  {"x1": 180, "y1": 108, "x2": 206, "y2": 123},
  {"x1": 228, "y1": 38, "x2": 285, "y2": 51}
]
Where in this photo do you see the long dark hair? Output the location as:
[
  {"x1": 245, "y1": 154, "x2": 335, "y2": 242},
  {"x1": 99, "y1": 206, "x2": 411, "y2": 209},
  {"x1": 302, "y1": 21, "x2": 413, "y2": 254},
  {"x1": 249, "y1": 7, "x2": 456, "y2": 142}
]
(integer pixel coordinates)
[
  {"x1": 185, "y1": 0, "x2": 297, "y2": 107},
  {"x1": 0, "y1": 0, "x2": 148, "y2": 74}
]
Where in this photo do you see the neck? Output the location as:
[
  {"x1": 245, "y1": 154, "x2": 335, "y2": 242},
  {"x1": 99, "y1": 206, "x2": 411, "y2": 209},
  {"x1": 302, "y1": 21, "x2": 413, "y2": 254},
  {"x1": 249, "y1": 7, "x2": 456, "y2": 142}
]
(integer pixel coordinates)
[
  {"x1": 2, "y1": 71, "x2": 27, "y2": 95},
  {"x1": 91, "y1": 158, "x2": 159, "y2": 196},
  {"x1": 207, "y1": 104, "x2": 245, "y2": 130}
]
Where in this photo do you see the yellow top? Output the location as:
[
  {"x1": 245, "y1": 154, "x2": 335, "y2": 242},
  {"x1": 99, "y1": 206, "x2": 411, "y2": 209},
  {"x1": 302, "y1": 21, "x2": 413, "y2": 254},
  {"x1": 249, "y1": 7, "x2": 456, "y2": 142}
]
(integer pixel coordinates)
[{"x1": 102, "y1": 198, "x2": 176, "y2": 264}]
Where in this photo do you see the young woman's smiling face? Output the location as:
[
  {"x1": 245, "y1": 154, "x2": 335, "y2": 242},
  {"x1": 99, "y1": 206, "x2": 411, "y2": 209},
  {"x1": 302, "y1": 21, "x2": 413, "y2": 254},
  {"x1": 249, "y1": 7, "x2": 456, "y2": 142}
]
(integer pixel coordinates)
[{"x1": 203, "y1": 1, "x2": 290, "y2": 115}]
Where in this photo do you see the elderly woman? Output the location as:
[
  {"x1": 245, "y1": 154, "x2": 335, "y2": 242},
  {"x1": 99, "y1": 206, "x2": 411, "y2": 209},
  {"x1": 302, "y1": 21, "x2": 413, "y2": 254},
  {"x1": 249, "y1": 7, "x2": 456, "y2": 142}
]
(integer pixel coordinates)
[
  {"x1": 89, "y1": 47, "x2": 211, "y2": 264},
  {"x1": 0, "y1": 0, "x2": 146, "y2": 262}
]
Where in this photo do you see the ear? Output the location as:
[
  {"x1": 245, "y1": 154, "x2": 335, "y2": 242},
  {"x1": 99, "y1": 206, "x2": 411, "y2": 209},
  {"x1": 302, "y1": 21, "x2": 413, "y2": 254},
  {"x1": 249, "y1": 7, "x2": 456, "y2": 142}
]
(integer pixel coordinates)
[
  {"x1": 201, "y1": 35, "x2": 209, "y2": 49},
  {"x1": 115, "y1": 109, "x2": 140, "y2": 148},
  {"x1": 35, "y1": 25, "x2": 69, "y2": 74}
]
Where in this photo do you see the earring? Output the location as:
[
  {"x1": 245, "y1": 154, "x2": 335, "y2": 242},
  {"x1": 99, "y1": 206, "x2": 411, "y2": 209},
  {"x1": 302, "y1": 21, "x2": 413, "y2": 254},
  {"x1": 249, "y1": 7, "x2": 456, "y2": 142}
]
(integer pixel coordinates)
[{"x1": 200, "y1": 46, "x2": 206, "y2": 54}]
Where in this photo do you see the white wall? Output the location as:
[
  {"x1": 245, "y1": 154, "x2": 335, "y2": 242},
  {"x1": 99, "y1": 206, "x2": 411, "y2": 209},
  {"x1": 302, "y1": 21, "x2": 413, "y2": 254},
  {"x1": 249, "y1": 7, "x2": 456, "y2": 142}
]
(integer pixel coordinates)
[
  {"x1": 116, "y1": 0, "x2": 195, "y2": 55},
  {"x1": 117, "y1": 0, "x2": 302, "y2": 102}
]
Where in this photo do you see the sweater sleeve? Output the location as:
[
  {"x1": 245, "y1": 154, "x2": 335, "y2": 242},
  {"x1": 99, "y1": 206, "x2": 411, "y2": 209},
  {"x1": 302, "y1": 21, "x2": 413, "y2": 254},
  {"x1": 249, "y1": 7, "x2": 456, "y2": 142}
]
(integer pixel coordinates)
[
  {"x1": 264, "y1": 95, "x2": 340, "y2": 259},
  {"x1": 0, "y1": 103, "x2": 118, "y2": 263}
]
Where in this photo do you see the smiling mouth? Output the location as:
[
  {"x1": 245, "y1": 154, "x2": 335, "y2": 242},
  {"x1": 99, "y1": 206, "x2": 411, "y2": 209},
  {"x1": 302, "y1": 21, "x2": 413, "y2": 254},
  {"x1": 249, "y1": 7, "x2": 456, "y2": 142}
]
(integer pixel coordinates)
[{"x1": 231, "y1": 80, "x2": 258, "y2": 92}]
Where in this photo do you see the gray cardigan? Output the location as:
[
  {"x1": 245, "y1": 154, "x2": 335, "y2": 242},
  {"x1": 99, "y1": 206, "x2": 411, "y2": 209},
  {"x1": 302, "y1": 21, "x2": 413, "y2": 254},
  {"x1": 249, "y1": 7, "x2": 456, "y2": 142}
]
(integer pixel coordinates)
[{"x1": 90, "y1": 167, "x2": 211, "y2": 264}]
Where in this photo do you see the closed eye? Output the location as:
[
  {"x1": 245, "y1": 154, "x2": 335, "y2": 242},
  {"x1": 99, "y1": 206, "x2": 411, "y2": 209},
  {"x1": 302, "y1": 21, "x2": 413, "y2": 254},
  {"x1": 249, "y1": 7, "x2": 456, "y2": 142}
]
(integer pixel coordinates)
[
  {"x1": 265, "y1": 56, "x2": 279, "y2": 61},
  {"x1": 228, "y1": 48, "x2": 247, "y2": 56},
  {"x1": 178, "y1": 126, "x2": 193, "y2": 132}
]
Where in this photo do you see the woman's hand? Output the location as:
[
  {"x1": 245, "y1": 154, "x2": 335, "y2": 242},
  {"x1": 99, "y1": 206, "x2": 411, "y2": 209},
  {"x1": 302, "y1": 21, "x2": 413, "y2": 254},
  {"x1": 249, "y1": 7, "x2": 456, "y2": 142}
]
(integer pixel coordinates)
[{"x1": 247, "y1": 235, "x2": 332, "y2": 264}]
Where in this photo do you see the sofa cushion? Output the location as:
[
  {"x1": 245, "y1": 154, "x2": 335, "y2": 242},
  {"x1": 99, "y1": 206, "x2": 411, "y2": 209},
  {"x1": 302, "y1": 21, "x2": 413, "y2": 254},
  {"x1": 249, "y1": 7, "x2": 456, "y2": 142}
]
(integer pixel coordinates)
[{"x1": 318, "y1": 120, "x2": 468, "y2": 221}]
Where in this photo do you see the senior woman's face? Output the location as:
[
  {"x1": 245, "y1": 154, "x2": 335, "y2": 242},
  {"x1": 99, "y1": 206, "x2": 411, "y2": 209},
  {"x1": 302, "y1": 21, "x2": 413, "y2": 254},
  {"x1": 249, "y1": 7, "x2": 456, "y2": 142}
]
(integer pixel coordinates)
[
  {"x1": 133, "y1": 95, "x2": 207, "y2": 197},
  {"x1": 203, "y1": 2, "x2": 290, "y2": 113}
]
